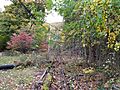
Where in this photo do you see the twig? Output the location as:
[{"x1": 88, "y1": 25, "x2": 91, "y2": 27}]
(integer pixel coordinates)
[
  {"x1": 37, "y1": 62, "x2": 54, "y2": 84},
  {"x1": 37, "y1": 67, "x2": 49, "y2": 84}
]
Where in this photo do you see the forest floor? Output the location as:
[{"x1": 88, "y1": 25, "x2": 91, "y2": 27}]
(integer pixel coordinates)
[
  {"x1": 0, "y1": 55, "x2": 39, "y2": 89},
  {"x1": 0, "y1": 52, "x2": 120, "y2": 90}
]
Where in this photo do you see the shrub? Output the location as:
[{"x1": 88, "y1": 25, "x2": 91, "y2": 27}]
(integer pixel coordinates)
[
  {"x1": 0, "y1": 35, "x2": 9, "y2": 51},
  {"x1": 7, "y1": 32, "x2": 33, "y2": 53}
]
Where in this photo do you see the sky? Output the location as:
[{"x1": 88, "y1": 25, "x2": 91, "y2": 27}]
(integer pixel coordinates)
[
  {"x1": 0, "y1": 0, "x2": 12, "y2": 11},
  {"x1": 0, "y1": 0, "x2": 63, "y2": 23}
]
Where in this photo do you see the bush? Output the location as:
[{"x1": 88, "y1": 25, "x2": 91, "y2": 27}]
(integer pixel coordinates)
[
  {"x1": 0, "y1": 35, "x2": 9, "y2": 51},
  {"x1": 7, "y1": 32, "x2": 33, "y2": 53}
]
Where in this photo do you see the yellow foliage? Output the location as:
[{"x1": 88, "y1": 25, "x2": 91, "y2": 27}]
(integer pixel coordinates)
[
  {"x1": 93, "y1": 0, "x2": 102, "y2": 4},
  {"x1": 107, "y1": 32, "x2": 116, "y2": 48},
  {"x1": 108, "y1": 32, "x2": 116, "y2": 43},
  {"x1": 90, "y1": 5, "x2": 95, "y2": 10},
  {"x1": 97, "y1": 26, "x2": 101, "y2": 32},
  {"x1": 60, "y1": 32, "x2": 65, "y2": 42},
  {"x1": 103, "y1": 15, "x2": 107, "y2": 22},
  {"x1": 93, "y1": 0, "x2": 101, "y2": 2},
  {"x1": 82, "y1": 67, "x2": 95, "y2": 74},
  {"x1": 74, "y1": 2, "x2": 80, "y2": 10},
  {"x1": 114, "y1": 43, "x2": 120, "y2": 51},
  {"x1": 106, "y1": 28, "x2": 110, "y2": 33},
  {"x1": 106, "y1": 0, "x2": 110, "y2": 4},
  {"x1": 42, "y1": 23, "x2": 49, "y2": 31}
]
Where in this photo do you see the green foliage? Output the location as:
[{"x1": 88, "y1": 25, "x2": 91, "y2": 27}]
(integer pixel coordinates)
[
  {"x1": 0, "y1": 35, "x2": 9, "y2": 51},
  {"x1": 0, "y1": 0, "x2": 46, "y2": 51},
  {"x1": 0, "y1": 2, "x2": 32, "y2": 50},
  {"x1": 3, "y1": 3, "x2": 32, "y2": 30},
  {"x1": 0, "y1": 9, "x2": 19, "y2": 51},
  {"x1": 52, "y1": 0, "x2": 120, "y2": 66},
  {"x1": 46, "y1": 0, "x2": 53, "y2": 11},
  {"x1": 31, "y1": 23, "x2": 49, "y2": 50},
  {"x1": 56, "y1": 0, "x2": 120, "y2": 50}
]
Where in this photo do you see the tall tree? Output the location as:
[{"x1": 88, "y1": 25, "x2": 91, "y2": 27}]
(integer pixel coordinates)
[{"x1": 54, "y1": 0, "x2": 120, "y2": 64}]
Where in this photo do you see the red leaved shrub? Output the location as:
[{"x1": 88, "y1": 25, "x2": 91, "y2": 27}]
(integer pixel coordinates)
[{"x1": 7, "y1": 32, "x2": 33, "y2": 53}]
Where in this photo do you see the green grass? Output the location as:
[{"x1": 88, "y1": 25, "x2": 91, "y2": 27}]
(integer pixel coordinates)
[{"x1": 0, "y1": 56, "x2": 20, "y2": 65}]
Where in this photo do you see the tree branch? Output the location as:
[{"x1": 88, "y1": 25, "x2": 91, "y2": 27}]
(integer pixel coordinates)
[{"x1": 18, "y1": 0, "x2": 36, "y2": 19}]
